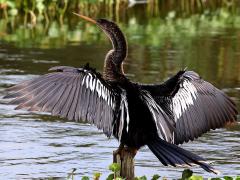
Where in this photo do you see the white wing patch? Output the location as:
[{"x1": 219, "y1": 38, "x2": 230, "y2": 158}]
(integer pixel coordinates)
[
  {"x1": 82, "y1": 73, "x2": 115, "y2": 109},
  {"x1": 173, "y1": 79, "x2": 197, "y2": 120},
  {"x1": 140, "y1": 91, "x2": 174, "y2": 143},
  {"x1": 117, "y1": 90, "x2": 130, "y2": 141}
]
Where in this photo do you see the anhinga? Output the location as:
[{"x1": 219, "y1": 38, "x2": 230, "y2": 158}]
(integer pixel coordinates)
[{"x1": 4, "y1": 13, "x2": 238, "y2": 174}]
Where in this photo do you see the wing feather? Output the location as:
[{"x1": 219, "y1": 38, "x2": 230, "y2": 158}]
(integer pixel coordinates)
[
  {"x1": 20, "y1": 83, "x2": 56, "y2": 110},
  {"x1": 139, "y1": 70, "x2": 238, "y2": 144},
  {"x1": 4, "y1": 66, "x2": 122, "y2": 138},
  {"x1": 173, "y1": 72, "x2": 237, "y2": 144},
  {"x1": 35, "y1": 83, "x2": 62, "y2": 112},
  {"x1": 140, "y1": 90, "x2": 175, "y2": 143},
  {"x1": 61, "y1": 76, "x2": 79, "y2": 118},
  {"x1": 67, "y1": 76, "x2": 81, "y2": 120}
]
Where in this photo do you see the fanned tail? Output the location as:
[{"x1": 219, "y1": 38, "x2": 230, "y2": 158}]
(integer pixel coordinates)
[{"x1": 147, "y1": 138, "x2": 219, "y2": 174}]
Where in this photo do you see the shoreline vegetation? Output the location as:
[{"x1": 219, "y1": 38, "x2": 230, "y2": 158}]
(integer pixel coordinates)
[
  {"x1": 63, "y1": 163, "x2": 240, "y2": 180},
  {"x1": 0, "y1": 0, "x2": 240, "y2": 48},
  {"x1": 0, "y1": 0, "x2": 240, "y2": 20}
]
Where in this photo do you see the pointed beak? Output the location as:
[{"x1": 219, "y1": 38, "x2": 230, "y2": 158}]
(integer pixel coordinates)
[{"x1": 72, "y1": 12, "x2": 96, "y2": 24}]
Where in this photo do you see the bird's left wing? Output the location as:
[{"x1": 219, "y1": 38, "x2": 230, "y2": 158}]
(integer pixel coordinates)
[
  {"x1": 139, "y1": 71, "x2": 238, "y2": 145},
  {"x1": 4, "y1": 66, "x2": 123, "y2": 137}
]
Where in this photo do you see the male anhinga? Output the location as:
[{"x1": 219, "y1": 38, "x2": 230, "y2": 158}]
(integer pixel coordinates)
[{"x1": 4, "y1": 13, "x2": 238, "y2": 174}]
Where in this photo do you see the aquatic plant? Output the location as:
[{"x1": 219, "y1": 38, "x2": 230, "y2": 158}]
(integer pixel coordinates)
[{"x1": 64, "y1": 163, "x2": 240, "y2": 180}]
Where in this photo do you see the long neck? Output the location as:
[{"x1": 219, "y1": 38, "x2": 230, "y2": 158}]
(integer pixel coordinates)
[
  {"x1": 103, "y1": 27, "x2": 127, "y2": 81},
  {"x1": 110, "y1": 29, "x2": 127, "y2": 62}
]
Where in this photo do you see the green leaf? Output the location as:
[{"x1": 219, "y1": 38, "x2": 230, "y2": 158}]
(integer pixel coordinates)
[
  {"x1": 182, "y1": 169, "x2": 193, "y2": 180},
  {"x1": 6, "y1": 1, "x2": 15, "y2": 8},
  {"x1": 151, "y1": 174, "x2": 161, "y2": 180},
  {"x1": 235, "y1": 176, "x2": 240, "y2": 180},
  {"x1": 210, "y1": 178, "x2": 222, "y2": 180},
  {"x1": 138, "y1": 176, "x2": 147, "y2": 180},
  {"x1": 106, "y1": 173, "x2": 114, "y2": 180},
  {"x1": 115, "y1": 178, "x2": 124, "y2": 180},
  {"x1": 109, "y1": 163, "x2": 121, "y2": 172},
  {"x1": 189, "y1": 175, "x2": 203, "y2": 180},
  {"x1": 223, "y1": 177, "x2": 233, "y2": 180},
  {"x1": 94, "y1": 172, "x2": 101, "y2": 179},
  {"x1": 0, "y1": 0, "x2": 6, "y2": 3},
  {"x1": 81, "y1": 176, "x2": 90, "y2": 180}
]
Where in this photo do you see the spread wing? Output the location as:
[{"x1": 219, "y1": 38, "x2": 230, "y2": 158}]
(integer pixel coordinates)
[
  {"x1": 139, "y1": 71, "x2": 238, "y2": 145},
  {"x1": 4, "y1": 65, "x2": 124, "y2": 138}
]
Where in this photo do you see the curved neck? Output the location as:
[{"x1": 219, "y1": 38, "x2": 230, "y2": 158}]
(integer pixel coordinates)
[
  {"x1": 103, "y1": 27, "x2": 127, "y2": 81},
  {"x1": 109, "y1": 30, "x2": 127, "y2": 63},
  {"x1": 103, "y1": 50, "x2": 125, "y2": 82}
]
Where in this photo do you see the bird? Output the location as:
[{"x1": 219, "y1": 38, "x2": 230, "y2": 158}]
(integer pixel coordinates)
[{"x1": 3, "y1": 13, "x2": 238, "y2": 174}]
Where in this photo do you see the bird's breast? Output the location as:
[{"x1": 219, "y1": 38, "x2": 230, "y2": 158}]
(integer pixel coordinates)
[{"x1": 117, "y1": 83, "x2": 158, "y2": 148}]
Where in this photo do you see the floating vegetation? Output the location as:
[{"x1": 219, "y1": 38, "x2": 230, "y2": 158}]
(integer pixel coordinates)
[{"x1": 65, "y1": 163, "x2": 240, "y2": 180}]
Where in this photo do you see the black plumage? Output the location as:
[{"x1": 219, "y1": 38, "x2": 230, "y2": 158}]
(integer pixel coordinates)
[{"x1": 4, "y1": 14, "x2": 238, "y2": 174}]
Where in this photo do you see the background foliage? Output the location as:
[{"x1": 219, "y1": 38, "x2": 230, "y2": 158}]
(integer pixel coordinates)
[{"x1": 0, "y1": 0, "x2": 240, "y2": 48}]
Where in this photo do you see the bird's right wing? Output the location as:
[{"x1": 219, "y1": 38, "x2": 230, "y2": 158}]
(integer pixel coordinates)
[
  {"x1": 4, "y1": 66, "x2": 127, "y2": 138},
  {"x1": 139, "y1": 71, "x2": 238, "y2": 144}
]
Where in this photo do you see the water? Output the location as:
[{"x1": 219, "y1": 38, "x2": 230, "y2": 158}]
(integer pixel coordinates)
[{"x1": 0, "y1": 8, "x2": 240, "y2": 180}]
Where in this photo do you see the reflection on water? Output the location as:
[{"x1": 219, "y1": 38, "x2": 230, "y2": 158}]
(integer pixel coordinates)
[{"x1": 0, "y1": 6, "x2": 240, "y2": 180}]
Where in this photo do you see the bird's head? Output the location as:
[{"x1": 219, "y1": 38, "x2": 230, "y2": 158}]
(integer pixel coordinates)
[
  {"x1": 73, "y1": 13, "x2": 127, "y2": 81},
  {"x1": 73, "y1": 13, "x2": 127, "y2": 60}
]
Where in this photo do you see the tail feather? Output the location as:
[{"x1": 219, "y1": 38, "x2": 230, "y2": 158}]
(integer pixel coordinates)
[
  {"x1": 152, "y1": 141, "x2": 191, "y2": 166},
  {"x1": 147, "y1": 138, "x2": 220, "y2": 174}
]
